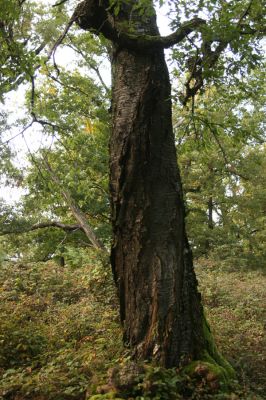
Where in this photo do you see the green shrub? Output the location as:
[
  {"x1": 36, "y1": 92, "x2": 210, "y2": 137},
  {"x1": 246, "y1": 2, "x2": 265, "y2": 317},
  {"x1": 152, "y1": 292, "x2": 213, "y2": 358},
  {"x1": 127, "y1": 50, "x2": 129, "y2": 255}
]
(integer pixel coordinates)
[{"x1": 0, "y1": 255, "x2": 265, "y2": 399}]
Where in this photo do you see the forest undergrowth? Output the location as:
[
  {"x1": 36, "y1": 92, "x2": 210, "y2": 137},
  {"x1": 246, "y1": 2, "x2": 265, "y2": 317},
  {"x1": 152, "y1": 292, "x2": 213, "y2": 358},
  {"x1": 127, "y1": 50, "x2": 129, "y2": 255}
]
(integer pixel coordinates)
[{"x1": 0, "y1": 253, "x2": 265, "y2": 400}]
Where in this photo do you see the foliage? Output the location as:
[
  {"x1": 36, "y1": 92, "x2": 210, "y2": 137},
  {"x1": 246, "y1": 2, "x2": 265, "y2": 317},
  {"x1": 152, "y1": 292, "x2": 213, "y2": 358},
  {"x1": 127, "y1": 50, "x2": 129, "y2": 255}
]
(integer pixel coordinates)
[
  {"x1": 0, "y1": 0, "x2": 80, "y2": 96},
  {"x1": 1, "y1": 40, "x2": 111, "y2": 261},
  {"x1": 196, "y1": 259, "x2": 266, "y2": 398},
  {"x1": 175, "y1": 70, "x2": 266, "y2": 266},
  {"x1": 0, "y1": 255, "x2": 265, "y2": 399},
  {"x1": 0, "y1": 0, "x2": 33, "y2": 96},
  {"x1": 1, "y1": 0, "x2": 265, "y2": 268},
  {"x1": 0, "y1": 253, "x2": 123, "y2": 400},
  {"x1": 170, "y1": 0, "x2": 265, "y2": 95}
]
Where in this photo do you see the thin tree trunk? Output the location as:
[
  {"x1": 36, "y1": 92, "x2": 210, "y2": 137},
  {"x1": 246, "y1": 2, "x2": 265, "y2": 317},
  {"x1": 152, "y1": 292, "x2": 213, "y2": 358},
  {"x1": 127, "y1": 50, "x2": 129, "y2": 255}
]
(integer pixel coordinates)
[
  {"x1": 208, "y1": 197, "x2": 214, "y2": 230},
  {"x1": 206, "y1": 196, "x2": 214, "y2": 251}
]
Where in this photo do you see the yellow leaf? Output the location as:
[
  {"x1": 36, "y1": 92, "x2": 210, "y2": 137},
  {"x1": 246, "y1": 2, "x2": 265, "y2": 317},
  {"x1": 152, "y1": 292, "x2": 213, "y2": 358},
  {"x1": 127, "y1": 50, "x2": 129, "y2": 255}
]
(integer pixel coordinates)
[
  {"x1": 48, "y1": 87, "x2": 57, "y2": 95},
  {"x1": 84, "y1": 119, "x2": 94, "y2": 134}
]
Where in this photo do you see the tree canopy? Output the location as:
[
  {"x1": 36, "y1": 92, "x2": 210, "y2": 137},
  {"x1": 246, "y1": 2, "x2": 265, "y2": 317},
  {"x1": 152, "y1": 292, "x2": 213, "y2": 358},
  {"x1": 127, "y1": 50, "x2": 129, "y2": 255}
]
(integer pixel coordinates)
[{"x1": 0, "y1": 0, "x2": 265, "y2": 268}]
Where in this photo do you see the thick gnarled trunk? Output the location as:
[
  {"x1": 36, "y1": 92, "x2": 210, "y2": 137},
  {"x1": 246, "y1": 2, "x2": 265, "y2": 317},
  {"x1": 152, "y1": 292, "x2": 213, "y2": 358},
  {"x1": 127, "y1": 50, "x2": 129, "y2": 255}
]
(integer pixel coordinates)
[
  {"x1": 110, "y1": 37, "x2": 204, "y2": 369},
  {"x1": 75, "y1": 0, "x2": 212, "y2": 368}
]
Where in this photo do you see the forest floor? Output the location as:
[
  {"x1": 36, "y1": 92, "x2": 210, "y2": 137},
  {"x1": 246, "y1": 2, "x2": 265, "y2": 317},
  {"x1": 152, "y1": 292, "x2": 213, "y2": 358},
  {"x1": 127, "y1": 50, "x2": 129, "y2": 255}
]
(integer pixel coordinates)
[
  {"x1": 0, "y1": 256, "x2": 265, "y2": 399},
  {"x1": 196, "y1": 259, "x2": 266, "y2": 399}
]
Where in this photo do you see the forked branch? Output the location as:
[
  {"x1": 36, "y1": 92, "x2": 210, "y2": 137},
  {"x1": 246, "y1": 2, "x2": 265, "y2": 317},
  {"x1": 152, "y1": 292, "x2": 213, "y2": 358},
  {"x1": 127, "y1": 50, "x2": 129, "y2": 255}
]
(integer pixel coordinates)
[{"x1": 74, "y1": 0, "x2": 206, "y2": 50}]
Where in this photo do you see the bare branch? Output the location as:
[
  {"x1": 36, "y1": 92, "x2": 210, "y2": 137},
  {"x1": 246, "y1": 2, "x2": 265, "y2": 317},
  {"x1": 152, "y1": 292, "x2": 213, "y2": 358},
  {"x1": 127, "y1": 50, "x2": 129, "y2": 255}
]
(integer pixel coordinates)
[
  {"x1": 0, "y1": 121, "x2": 34, "y2": 148},
  {"x1": 43, "y1": 156, "x2": 108, "y2": 253},
  {"x1": 47, "y1": 13, "x2": 78, "y2": 72},
  {"x1": 35, "y1": 41, "x2": 46, "y2": 55},
  {"x1": 52, "y1": 0, "x2": 69, "y2": 6},
  {"x1": 0, "y1": 117, "x2": 61, "y2": 150},
  {"x1": 66, "y1": 41, "x2": 110, "y2": 94}
]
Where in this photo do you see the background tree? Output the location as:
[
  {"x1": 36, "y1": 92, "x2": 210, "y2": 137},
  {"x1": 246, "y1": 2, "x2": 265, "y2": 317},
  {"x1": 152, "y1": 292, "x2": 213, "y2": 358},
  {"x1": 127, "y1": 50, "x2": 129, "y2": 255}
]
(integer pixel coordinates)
[
  {"x1": 175, "y1": 68, "x2": 265, "y2": 264},
  {"x1": 1, "y1": 62, "x2": 111, "y2": 261}
]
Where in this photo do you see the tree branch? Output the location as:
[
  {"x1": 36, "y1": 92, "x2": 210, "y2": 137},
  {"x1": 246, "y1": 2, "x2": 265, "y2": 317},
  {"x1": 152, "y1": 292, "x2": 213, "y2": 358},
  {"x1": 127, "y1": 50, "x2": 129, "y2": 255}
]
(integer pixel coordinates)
[
  {"x1": 1, "y1": 221, "x2": 82, "y2": 236},
  {"x1": 180, "y1": 40, "x2": 228, "y2": 106},
  {"x1": 43, "y1": 157, "x2": 108, "y2": 253},
  {"x1": 237, "y1": 0, "x2": 254, "y2": 26},
  {"x1": 47, "y1": 13, "x2": 79, "y2": 73},
  {"x1": 74, "y1": 1, "x2": 206, "y2": 50},
  {"x1": 53, "y1": 0, "x2": 69, "y2": 6},
  {"x1": 108, "y1": 18, "x2": 206, "y2": 50},
  {"x1": 197, "y1": 117, "x2": 250, "y2": 181},
  {"x1": 0, "y1": 121, "x2": 34, "y2": 148},
  {"x1": 66, "y1": 41, "x2": 110, "y2": 94},
  {"x1": 32, "y1": 221, "x2": 80, "y2": 231},
  {"x1": 158, "y1": 18, "x2": 206, "y2": 48}
]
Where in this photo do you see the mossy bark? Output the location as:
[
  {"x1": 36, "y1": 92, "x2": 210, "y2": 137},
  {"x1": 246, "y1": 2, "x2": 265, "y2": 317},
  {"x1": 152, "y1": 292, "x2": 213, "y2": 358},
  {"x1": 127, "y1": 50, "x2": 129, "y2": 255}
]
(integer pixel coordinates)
[
  {"x1": 182, "y1": 312, "x2": 235, "y2": 387},
  {"x1": 201, "y1": 313, "x2": 235, "y2": 380}
]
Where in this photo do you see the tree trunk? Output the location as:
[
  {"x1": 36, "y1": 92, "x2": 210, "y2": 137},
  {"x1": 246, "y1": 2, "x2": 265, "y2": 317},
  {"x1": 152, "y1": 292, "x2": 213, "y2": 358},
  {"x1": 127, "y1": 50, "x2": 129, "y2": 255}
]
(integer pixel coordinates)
[
  {"x1": 206, "y1": 196, "x2": 214, "y2": 251},
  {"x1": 75, "y1": 0, "x2": 232, "y2": 371},
  {"x1": 109, "y1": 16, "x2": 204, "y2": 370},
  {"x1": 208, "y1": 197, "x2": 214, "y2": 230}
]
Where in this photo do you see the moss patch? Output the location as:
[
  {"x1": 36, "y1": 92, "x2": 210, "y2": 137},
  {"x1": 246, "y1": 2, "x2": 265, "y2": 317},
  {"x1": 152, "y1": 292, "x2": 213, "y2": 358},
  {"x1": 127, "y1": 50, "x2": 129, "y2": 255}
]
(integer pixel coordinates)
[
  {"x1": 89, "y1": 393, "x2": 124, "y2": 400},
  {"x1": 201, "y1": 312, "x2": 236, "y2": 381}
]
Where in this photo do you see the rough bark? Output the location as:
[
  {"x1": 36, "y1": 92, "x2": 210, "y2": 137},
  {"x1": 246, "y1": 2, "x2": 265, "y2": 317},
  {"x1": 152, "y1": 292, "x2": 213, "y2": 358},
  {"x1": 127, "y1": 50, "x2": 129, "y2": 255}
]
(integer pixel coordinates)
[
  {"x1": 109, "y1": 16, "x2": 204, "y2": 368},
  {"x1": 75, "y1": 0, "x2": 228, "y2": 369}
]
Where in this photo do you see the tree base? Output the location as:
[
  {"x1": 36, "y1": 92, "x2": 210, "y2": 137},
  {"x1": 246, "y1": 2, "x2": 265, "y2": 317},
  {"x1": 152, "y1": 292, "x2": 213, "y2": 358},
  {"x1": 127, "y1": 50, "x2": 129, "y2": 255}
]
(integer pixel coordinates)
[
  {"x1": 89, "y1": 358, "x2": 235, "y2": 399},
  {"x1": 88, "y1": 313, "x2": 235, "y2": 399}
]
